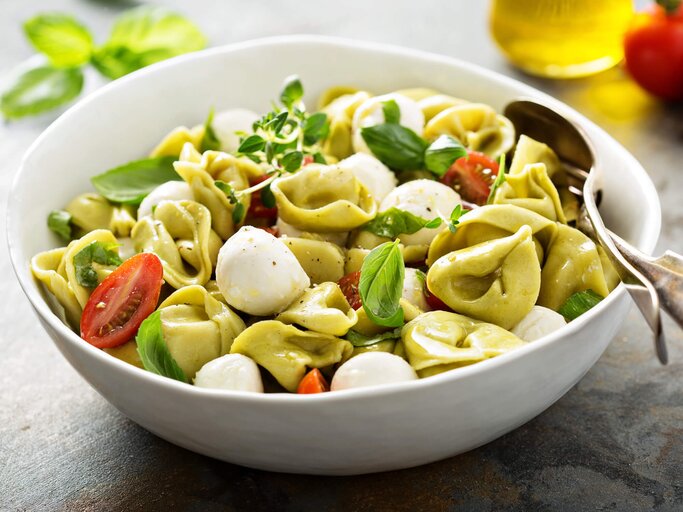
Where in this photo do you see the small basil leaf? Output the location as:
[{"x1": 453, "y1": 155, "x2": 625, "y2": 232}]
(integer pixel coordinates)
[
  {"x1": 24, "y1": 14, "x2": 93, "y2": 68},
  {"x1": 558, "y1": 290, "x2": 604, "y2": 321},
  {"x1": 303, "y1": 112, "x2": 329, "y2": 145},
  {"x1": 344, "y1": 327, "x2": 403, "y2": 348},
  {"x1": 47, "y1": 210, "x2": 73, "y2": 243},
  {"x1": 280, "y1": 75, "x2": 304, "y2": 108},
  {"x1": 260, "y1": 183, "x2": 276, "y2": 208},
  {"x1": 0, "y1": 64, "x2": 83, "y2": 119},
  {"x1": 232, "y1": 201, "x2": 246, "y2": 225},
  {"x1": 200, "y1": 108, "x2": 220, "y2": 152},
  {"x1": 238, "y1": 134, "x2": 265, "y2": 154},
  {"x1": 136, "y1": 311, "x2": 188, "y2": 383},
  {"x1": 363, "y1": 207, "x2": 442, "y2": 239},
  {"x1": 359, "y1": 240, "x2": 405, "y2": 328},
  {"x1": 486, "y1": 154, "x2": 507, "y2": 204},
  {"x1": 447, "y1": 204, "x2": 464, "y2": 234},
  {"x1": 382, "y1": 99, "x2": 401, "y2": 124},
  {"x1": 281, "y1": 151, "x2": 304, "y2": 173},
  {"x1": 91, "y1": 156, "x2": 180, "y2": 205},
  {"x1": 360, "y1": 124, "x2": 427, "y2": 171},
  {"x1": 424, "y1": 135, "x2": 467, "y2": 177},
  {"x1": 73, "y1": 241, "x2": 122, "y2": 288}
]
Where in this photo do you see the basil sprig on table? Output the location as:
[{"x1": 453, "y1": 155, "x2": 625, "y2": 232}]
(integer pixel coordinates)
[
  {"x1": 345, "y1": 327, "x2": 403, "y2": 348},
  {"x1": 558, "y1": 290, "x2": 604, "y2": 321},
  {"x1": 363, "y1": 207, "x2": 442, "y2": 239},
  {"x1": 1, "y1": 7, "x2": 206, "y2": 119},
  {"x1": 47, "y1": 210, "x2": 73, "y2": 242},
  {"x1": 136, "y1": 311, "x2": 188, "y2": 383},
  {"x1": 359, "y1": 240, "x2": 405, "y2": 328},
  {"x1": 73, "y1": 241, "x2": 122, "y2": 288}
]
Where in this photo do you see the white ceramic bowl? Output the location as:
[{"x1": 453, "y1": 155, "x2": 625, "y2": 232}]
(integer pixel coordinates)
[{"x1": 7, "y1": 36, "x2": 661, "y2": 475}]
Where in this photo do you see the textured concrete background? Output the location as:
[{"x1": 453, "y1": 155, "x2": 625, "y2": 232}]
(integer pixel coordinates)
[{"x1": 1, "y1": 1, "x2": 681, "y2": 510}]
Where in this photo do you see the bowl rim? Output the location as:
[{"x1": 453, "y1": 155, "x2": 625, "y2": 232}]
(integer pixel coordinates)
[{"x1": 7, "y1": 34, "x2": 662, "y2": 404}]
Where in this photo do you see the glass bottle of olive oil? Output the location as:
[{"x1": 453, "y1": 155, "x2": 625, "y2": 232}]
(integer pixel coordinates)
[{"x1": 490, "y1": 0, "x2": 634, "y2": 78}]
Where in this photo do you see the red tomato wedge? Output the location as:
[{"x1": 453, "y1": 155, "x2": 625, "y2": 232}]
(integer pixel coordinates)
[
  {"x1": 247, "y1": 175, "x2": 278, "y2": 220},
  {"x1": 425, "y1": 286, "x2": 453, "y2": 312},
  {"x1": 80, "y1": 253, "x2": 164, "y2": 349},
  {"x1": 440, "y1": 150, "x2": 499, "y2": 205},
  {"x1": 337, "y1": 271, "x2": 362, "y2": 310},
  {"x1": 297, "y1": 368, "x2": 329, "y2": 394}
]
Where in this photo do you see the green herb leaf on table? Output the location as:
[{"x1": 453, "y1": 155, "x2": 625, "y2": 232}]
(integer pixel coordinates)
[
  {"x1": 200, "y1": 108, "x2": 220, "y2": 152},
  {"x1": 361, "y1": 124, "x2": 428, "y2": 171},
  {"x1": 345, "y1": 327, "x2": 403, "y2": 348},
  {"x1": 136, "y1": 311, "x2": 188, "y2": 383},
  {"x1": 363, "y1": 207, "x2": 442, "y2": 239},
  {"x1": 302, "y1": 112, "x2": 329, "y2": 145},
  {"x1": 73, "y1": 241, "x2": 122, "y2": 288},
  {"x1": 280, "y1": 75, "x2": 304, "y2": 108},
  {"x1": 424, "y1": 135, "x2": 468, "y2": 177},
  {"x1": 47, "y1": 210, "x2": 73, "y2": 242},
  {"x1": 447, "y1": 204, "x2": 464, "y2": 233},
  {"x1": 486, "y1": 154, "x2": 507, "y2": 204},
  {"x1": 382, "y1": 99, "x2": 401, "y2": 124},
  {"x1": 24, "y1": 14, "x2": 94, "y2": 68},
  {"x1": 91, "y1": 156, "x2": 180, "y2": 205},
  {"x1": 0, "y1": 64, "x2": 83, "y2": 119},
  {"x1": 359, "y1": 240, "x2": 405, "y2": 328},
  {"x1": 558, "y1": 289, "x2": 604, "y2": 321}
]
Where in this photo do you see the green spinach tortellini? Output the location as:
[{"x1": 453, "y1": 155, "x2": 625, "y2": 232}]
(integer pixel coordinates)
[
  {"x1": 509, "y1": 135, "x2": 563, "y2": 178},
  {"x1": 320, "y1": 90, "x2": 371, "y2": 160},
  {"x1": 281, "y1": 237, "x2": 345, "y2": 285},
  {"x1": 402, "y1": 311, "x2": 526, "y2": 377},
  {"x1": 150, "y1": 124, "x2": 205, "y2": 157},
  {"x1": 65, "y1": 193, "x2": 137, "y2": 238},
  {"x1": 31, "y1": 247, "x2": 83, "y2": 329}
]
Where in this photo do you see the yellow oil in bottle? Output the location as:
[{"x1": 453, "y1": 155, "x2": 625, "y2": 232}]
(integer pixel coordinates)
[{"x1": 490, "y1": 0, "x2": 634, "y2": 78}]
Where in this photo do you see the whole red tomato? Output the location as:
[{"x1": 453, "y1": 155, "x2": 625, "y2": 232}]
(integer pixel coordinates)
[{"x1": 624, "y1": 1, "x2": 683, "y2": 101}]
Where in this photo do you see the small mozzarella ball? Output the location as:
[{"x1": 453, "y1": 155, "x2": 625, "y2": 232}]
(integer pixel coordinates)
[
  {"x1": 511, "y1": 306, "x2": 567, "y2": 342},
  {"x1": 216, "y1": 226, "x2": 310, "y2": 315},
  {"x1": 331, "y1": 352, "x2": 418, "y2": 391},
  {"x1": 194, "y1": 354, "x2": 263, "y2": 392},
  {"x1": 276, "y1": 217, "x2": 349, "y2": 247},
  {"x1": 402, "y1": 268, "x2": 430, "y2": 312},
  {"x1": 137, "y1": 181, "x2": 193, "y2": 219},
  {"x1": 338, "y1": 153, "x2": 397, "y2": 203},
  {"x1": 212, "y1": 108, "x2": 259, "y2": 154},
  {"x1": 116, "y1": 237, "x2": 137, "y2": 261},
  {"x1": 352, "y1": 93, "x2": 425, "y2": 154},
  {"x1": 379, "y1": 180, "x2": 461, "y2": 246}
]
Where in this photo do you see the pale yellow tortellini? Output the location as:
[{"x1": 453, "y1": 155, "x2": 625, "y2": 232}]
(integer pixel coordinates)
[
  {"x1": 104, "y1": 341, "x2": 144, "y2": 369},
  {"x1": 423, "y1": 103, "x2": 515, "y2": 158},
  {"x1": 538, "y1": 224, "x2": 611, "y2": 310},
  {"x1": 150, "y1": 124, "x2": 205, "y2": 157},
  {"x1": 509, "y1": 135, "x2": 563, "y2": 178},
  {"x1": 321, "y1": 90, "x2": 372, "y2": 160},
  {"x1": 157, "y1": 285, "x2": 246, "y2": 379},
  {"x1": 271, "y1": 164, "x2": 377, "y2": 232},
  {"x1": 402, "y1": 311, "x2": 526, "y2": 377},
  {"x1": 30, "y1": 247, "x2": 82, "y2": 329},
  {"x1": 280, "y1": 237, "x2": 345, "y2": 285},
  {"x1": 131, "y1": 200, "x2": 221, "y2": 289},
  {"x1": 65, "y1": 193, "x2": 137, "y2": 238},
  {"x1": 426, "y1": 204, "x2": 558, "y2": 266},
  {"x1": 417, "y1": 94, "x2": 469, "y2": 122},
  {"x1": 174, "y1": 143, "x2": 262, "y2": 239},
  {"x1": 493, "y1": 163, "x2": 567, "y2": 223},
  {"x1": 393, "y1": 87, "x2": 442, "y2": 101},
  {"x1": 230, "y1": 320, "x2": 353, "y2": 392},
  {"x1": 276, "y1": 282, "x2": 358, "y2": 336},
  {"x1": 427, "y1": 225, "x2": 540, "y2": 329}
]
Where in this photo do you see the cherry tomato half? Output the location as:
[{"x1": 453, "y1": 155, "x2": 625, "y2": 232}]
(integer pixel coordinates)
[
  {"x1": 297, "y1": 368, "x2": 329, "y2": 394},
  {"x1": 80, "y1": 253, "x2": 164, "y2": 349},
  {"x1": 337, "y1": 271, "x2": 362, "y2": 310},
  {"x1": 247, "y1": 175, "x2": 278, "y2": 221},
  {"x1": 424, "y1": 286, "x2": 453, "y2": 312},
  {"x1": 440, "y1": 150, "x2": 499, "y2": 205}
]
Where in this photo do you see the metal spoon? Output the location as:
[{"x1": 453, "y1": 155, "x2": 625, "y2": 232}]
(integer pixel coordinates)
[{"x1": 504, "y1": 99, "x2": 683, "y2": 364}]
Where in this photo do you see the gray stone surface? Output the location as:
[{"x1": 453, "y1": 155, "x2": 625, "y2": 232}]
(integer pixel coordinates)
[{"x1": 0, "y1": 1, "x2": 681, "y2": 510}]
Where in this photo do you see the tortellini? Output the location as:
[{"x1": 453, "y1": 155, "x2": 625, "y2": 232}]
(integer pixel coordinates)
[
  {"x1": 402, "y1": 311, "x2": 527, "y2": 377},
  {"x1": 150, "y1": 124, "x2": 205, "y2": 157},
  {"x1": 427, "y1": 225, "x2": 540, "y2": 329},
  {"x1": 31, "y1": 247, "x2": 83, "y2": 329},
  {"x1": 509, "y1": 135, "x2": 563, "y2": 178},
  {"x1": 271, "y1": 164, "x2": 377, "y2": 232},
  {"x1": 230, "y1": 321, "x2": 353, "y2": 392},
  {"x1": 132, "y1": 200, "x2": 221, "y2": 289},
  {"x1": 65, "y1": 193, "x2": 137, "y2": 238},
  {"x1": 280, "y1": 237, "x2": 345, "y2": 285},
  {"x1": 418, "y1": 93, "x2": 468, "y2": 122},
  {"x1": 321, "y1": 90, "x2": 371, "y2": 160}
]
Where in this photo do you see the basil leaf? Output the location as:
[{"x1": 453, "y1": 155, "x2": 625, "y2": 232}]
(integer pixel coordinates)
[
  {"x1": 280, "y1": 75, "x2": 304, "y2": 108},
  {"x1": 281, "y1": 151, "x2": 303, "y2": 173},
  {"x1": 487, "y1": 154, "x2": 507, "y2": 204},
  {"x1": 303, "y1": 112, "x2": 329, "y2": 145},
  {"x1": 345, "y1": 327, "x2": 403, "y2": 348},
  {"x1": 0, "y1": 64, "x2": 83, "y2": 119},
  {"x1": 558, "y1": 290, "x2": 604, "y2": 321},
  {"x1": 200, "y1": 108, "x2": 220, "y2": 152},
  {"x1": 136, "y1": 311, "x2": 188, "y2": 383},
  {"x1": 260, "y1": 183, "x2": 276, "y2": 208},
  {"x1": 24, "y1": 14, "x2": 93, "y2": 68},
  {"x1": 91, "y1": 7, "x2": 206, "y2": 80},
  {"x1": 382, "y1": 99, "x2": 400, "y2": 124},
  {"x1": 73, "y1": 241, "x2": 122, "y2": 288},
  {"x1": 447, "y1": 204, "x2": 464, "y2": 234},
  {"x1": 363, "y1": 207, "x2": 442, "y2": 239},
  {"x1": 232, "y1": 201, "x2": 246, "y2": 225},
  {"x1": 47, "y1": 210, "x2": 72, "y2": 242},
  {"x1": 91, "y1": 156, "x2": 180, "y2": 205},
  {"x1": 238, "y1": 134, "x2": 265, "y2": 154},
  {"x1": 313, "y1": 152, "x2": 327, "y2": 164},
  {"x1": 359, "y1": 240, "x2": 405, "y2": 327},
  {"x1": 360, "y1": 124, "x2": 427, "y2": 171},
  {"x1": 424, "y1": 135, "x2": 467, "y2": 177}
]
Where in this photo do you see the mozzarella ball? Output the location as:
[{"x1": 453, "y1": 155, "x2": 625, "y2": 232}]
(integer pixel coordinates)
[
  {"x1": 212, "y1": 108, "x2": 259, "y2": 154},
  {"x1": 379, "y1": 180, "x2": 461, "y2": 245},
  {"x1": 331, "y1": 352, "x2": 418, "y2": 391},
  {"x1": 276, "y1": 217, "x2": 349, "y2": 247},
  {"x1": 511, "y1": 306, "x2": 567, "y2": 342},
  {"x1": 338, "y1": 153, "x2": 397, "y2": 203},
  {"x1": 216, "y1": 226, "x2": 310, "y2": 315},
  {"x1": 116, "y1": 237, "x2": 137, "y2": 261},
  {"x1": 352, "y1": 93, "x2": 425, "y2": 154},
  {"x1": 137, "y1": 181, "x2": 193, "y2": 219},
  {"x1": 402, "y1": 268, "x2": 431, "y2": 312},
  {"x1": 194, "y1": 354, "x2": 263, "y2": 392}
]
